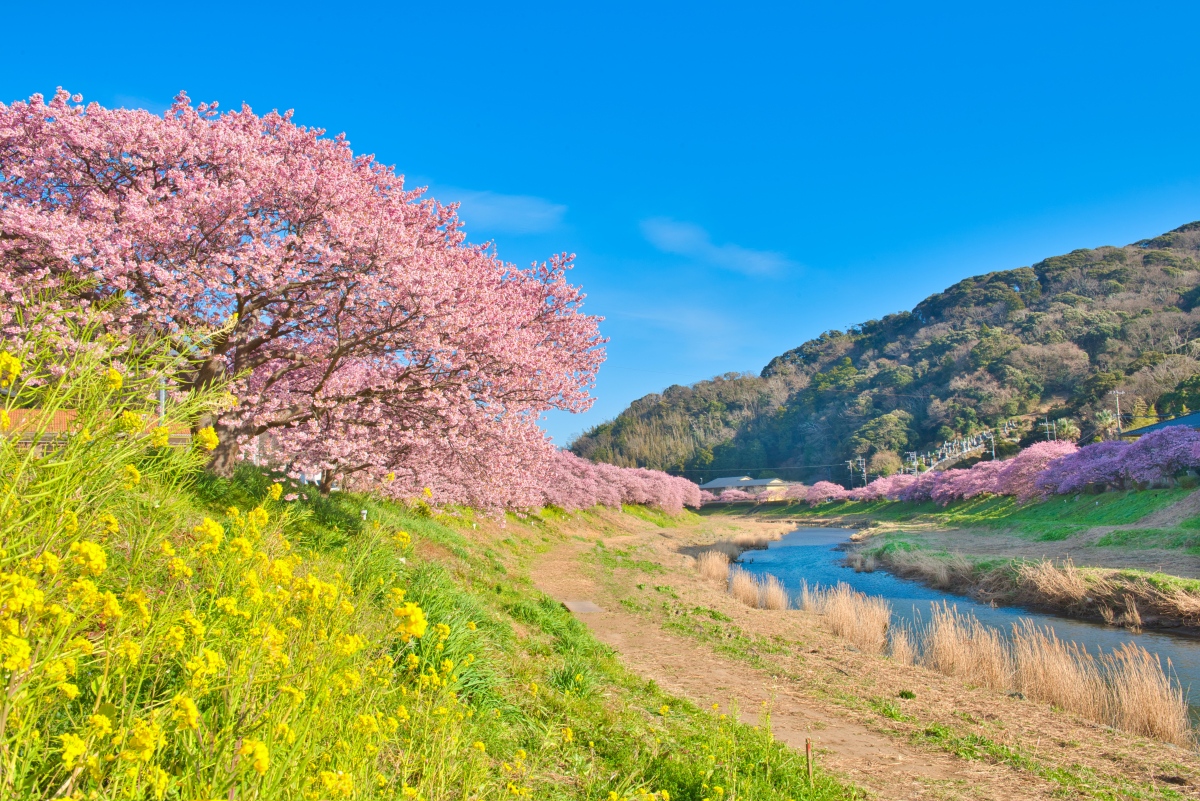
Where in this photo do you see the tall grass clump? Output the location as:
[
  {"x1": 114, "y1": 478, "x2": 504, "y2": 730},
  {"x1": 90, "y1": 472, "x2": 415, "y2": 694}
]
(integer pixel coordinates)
[
  {"x1": 728, "y1": 566, "x2": 760, "y2": 607},
  {"x1": 920, "y1": 604, "x2": 1012, "y2": 690},
  {"x1": 696, "y1": 550, "x2": 729, "y2": 581},
  {"x1": 757, "y1": 574, "x2": 789, "y2": 610},
  {"x1": 808, "y1": 583, "x2": 890, "y2": 653}
]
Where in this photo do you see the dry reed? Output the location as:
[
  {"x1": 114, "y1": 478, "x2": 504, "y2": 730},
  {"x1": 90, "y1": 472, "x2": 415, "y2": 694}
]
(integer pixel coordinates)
[
  {"x1": 1009, "y1": 620, "x2": 1105, "y2": 720},
  {"x1": 1102, "y1": 644, "x2": 1191, "y2": 746},
  {"x1": 758, "y1": 573, "x2": 790, "y2": 610},
  {"x1": 811, "y1": 583, "x2": 890, "y2": 654},
  {"x1": 888, "y1": 624, "x2": 915, "y2": 665},
  {"x1": 798, "y1": 579, "x2": 815, "y2": 612},
  {"x1": 696, "y1": 550, "x2": 730, "y2": 581},
  {"x1": 728, "y1": 567, "x2": 760, "y2": 607},
  {"x1": 920, "y1": 604, "x2": 1011, "y2": 689}
]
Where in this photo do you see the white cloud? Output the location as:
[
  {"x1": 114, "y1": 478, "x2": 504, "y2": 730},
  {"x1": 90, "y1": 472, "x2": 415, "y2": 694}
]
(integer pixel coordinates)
[
  {"x1": 113, "y1": 95, "x2": 170, "y2": 115},
  {"x1": 640, "y1": 217, "x2": 795, "y2": 276},
  {"x1": 430, "y1": 186, "x2": 567, "y2": 235}
]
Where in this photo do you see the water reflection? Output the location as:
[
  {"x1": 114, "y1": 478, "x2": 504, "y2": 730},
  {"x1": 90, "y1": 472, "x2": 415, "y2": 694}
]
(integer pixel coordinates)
[{"x1": 737, "y1": 527, "x2": 1200, "y2": 705}]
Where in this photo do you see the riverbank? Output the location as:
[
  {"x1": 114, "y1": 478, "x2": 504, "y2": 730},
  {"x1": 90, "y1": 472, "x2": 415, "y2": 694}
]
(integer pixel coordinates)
[
  {"x1": 701, "y1": 489, "x2": 1200, "y2": 632},
  {"x1": 536, "y1": 516, "x2": 1200, "y2": 798}
]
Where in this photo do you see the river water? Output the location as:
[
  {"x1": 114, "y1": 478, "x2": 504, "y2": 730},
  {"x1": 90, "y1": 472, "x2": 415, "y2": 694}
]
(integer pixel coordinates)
[{"x1": 737, "y1": 527, "x2": 1200, "y2": 707}]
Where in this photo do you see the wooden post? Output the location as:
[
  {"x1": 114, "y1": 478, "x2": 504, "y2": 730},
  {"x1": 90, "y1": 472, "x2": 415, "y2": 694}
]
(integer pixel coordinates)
[{"x1": 805, "y1": 737, "x2": 813, "y2": 789}]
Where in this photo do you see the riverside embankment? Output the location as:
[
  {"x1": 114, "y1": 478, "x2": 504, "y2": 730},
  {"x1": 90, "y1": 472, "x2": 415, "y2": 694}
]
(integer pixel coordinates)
[{"x1": 702, "y1": 489, "x2": 1200, "y2": 632}]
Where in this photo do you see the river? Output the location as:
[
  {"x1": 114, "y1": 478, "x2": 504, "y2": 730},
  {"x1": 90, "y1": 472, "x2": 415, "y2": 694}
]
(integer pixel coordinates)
[{"x1": 737, "y1": 527, "x2": 1200, "y2": 708}]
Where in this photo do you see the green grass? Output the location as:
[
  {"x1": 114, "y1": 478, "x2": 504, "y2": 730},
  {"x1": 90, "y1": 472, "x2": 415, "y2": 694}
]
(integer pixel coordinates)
[{"x1": 706, "y1": 489, "x2": 1193, "y2": 544}]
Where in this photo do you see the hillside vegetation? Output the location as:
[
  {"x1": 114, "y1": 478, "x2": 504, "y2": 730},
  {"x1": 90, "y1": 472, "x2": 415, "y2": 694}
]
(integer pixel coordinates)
[{"x1": 573, "y1": 222, "x2": 1200, "y2": 482}]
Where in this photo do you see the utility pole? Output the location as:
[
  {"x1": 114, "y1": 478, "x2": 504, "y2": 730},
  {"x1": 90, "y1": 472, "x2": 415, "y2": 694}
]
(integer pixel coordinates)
[
  {"x1": 1110, "y1": 390, "x2": 1126, "y2": 437},
  {"x1": 1041, "y1": 416, "x2": 1056, "y2": 442},
  {"x1": 845, "y1": 460, "x2": 857, "y2": 487}
]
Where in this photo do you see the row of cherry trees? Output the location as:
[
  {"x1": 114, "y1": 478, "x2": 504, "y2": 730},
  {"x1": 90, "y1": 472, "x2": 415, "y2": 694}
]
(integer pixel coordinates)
[
  {"x1": 0, "y1": 90, "x2": 697, "y2": 513},
  {"x1": 710, "y1": 427, "x2": 1200, "y2": 506}
]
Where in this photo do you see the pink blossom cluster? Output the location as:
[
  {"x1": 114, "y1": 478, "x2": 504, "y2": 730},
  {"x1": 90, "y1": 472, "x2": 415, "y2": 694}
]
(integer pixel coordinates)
[
  {"x1": 774, "y1": 426, "x2": 1200, "y2": 508},
  {"x1": 0, "y1": 90, "x2": 621, "y2": 512},
  {"x1": 1036, "y1": 426, "x2": 1200, "y2": 494},
  {"x1": 534, "y1": 451, "x2": 701, "y2": 514}
]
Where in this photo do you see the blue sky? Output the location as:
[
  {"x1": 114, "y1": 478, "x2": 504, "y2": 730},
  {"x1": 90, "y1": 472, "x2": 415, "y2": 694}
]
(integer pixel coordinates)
[{"x1": 7, "y1": 2, "x2": 1200, "y2": 444}]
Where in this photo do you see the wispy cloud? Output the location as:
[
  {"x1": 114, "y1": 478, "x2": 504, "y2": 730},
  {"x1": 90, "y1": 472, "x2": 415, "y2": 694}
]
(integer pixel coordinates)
[
  {"x1": 429, "y1": 186, "x2": 567, "y2": 235},
  {"x1": 640, "y1": 217, "x2": 795, "y2": 276},
  {"x1": 113, "y1": 95, "x2": 170, "y2": 115}
]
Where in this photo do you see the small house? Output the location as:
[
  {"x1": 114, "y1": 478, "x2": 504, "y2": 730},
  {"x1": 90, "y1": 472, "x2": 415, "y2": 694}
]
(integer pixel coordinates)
[{"x1": 698, "y1": 475, "x2": 789, "y2": 500}]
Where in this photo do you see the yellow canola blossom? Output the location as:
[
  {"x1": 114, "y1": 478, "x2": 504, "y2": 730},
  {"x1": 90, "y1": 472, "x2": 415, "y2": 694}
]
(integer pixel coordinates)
[
  {"x1": 59, "y1": 733, "x2": 86, "y2": 769},
  {"x1": 392, "y1": 602, "x2": 428, "y2": 642},
  {"x1": 150, "y1": 426, "x2": 170, "y2": 448},
  {"x1": 195, "y1": 517, "x2": 225, "y2": 554},
  {"x1": 0, "y1": 351, "x2": 21, "y2": 388},
  {"x1": 267, "y1": 482, "x2": 283, "y2": 501},
  {"x1": 319, "y1": 770, "x2": 354, "y2": 798},
  {"x1": 100, "y1": 513, "x2": 119, "y2": 536},
  {"x1": 104, "y1": 366, "x2": 122, "y2": 390},
  {"x1": 172, "y1": 694, "x2": 201, "y2": 730},
  {"x1": 69, "y1": 541, "x2": 107, "y2": 576},
  {"x1": 239, "y1": 738, "x2": 269, "y2": 775},
  {"x1": 119, "y1": 411, "x2": 144, "y2": 433},
  {"x1": 194, "y1": 426, "x2": 219, "y2": 451},
  {"x1": 121, "y1": 718, "x2": 164, "y2": 763},
  {"x1": 122, "y1": 464, "x2": 141, "y2": 488}
]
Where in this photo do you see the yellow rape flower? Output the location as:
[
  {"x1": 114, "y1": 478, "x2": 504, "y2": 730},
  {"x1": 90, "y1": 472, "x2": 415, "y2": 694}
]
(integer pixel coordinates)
[
  {"x1": 149, "y1": 426, "x2": 170, "y2": 448},
  {"x1": 333, "y1": 633, "x2": 365, "y2": 656},
  {"x1": 195, "y1": 517, "x2": 225, "y2": 553},
  {"x1": 160, "y1": 540, "x2": 176, "y2": 557},
  {"x1": 121, "y1": 718, "x2": 164, "y2": 763},
  {"x1": 62, "y1": 510, "x2": 79, "y2": 535},
  {"x1": 392, "y1": 602, "x2": 428, "y2": 642},
  {"x1": 117, "y1": 639, "x2": 141, "y2": 665},
  {"x1": 168, "y1": 557, "x2": 193, "y2": 579},
  {"x1": 229, "y1": 537, "x2": 253, "y2": 558},
  {"x1": 119, "y1": 411, "x2": 144, "y2": 433},
  {"x1": 164, "y1": 626, "x2": 186, "y2": 653},
  {"x1": 89, "y1": 713, "x2": 113, "y2": 738},
  {"x1": 466, "y1": 621, "x2": 477, "y2": 631},
  {"x1": 279, "y1": 684, "x2": 306, "y2": 706},
  {"x1": 267, "y1": 483, "x2": 283, "y2": 501},
  {"x1": 58, "y1": 682, "x2": 80, "y2": 699},
  {"x1": 247, "y1": 506, "x2": 269, "y2": 531},
  {"x1": 148, "y1": 766, "x2": 170, "y2": 800},
  {"x1": 98, "y1": 591, "x2": 122, "y2": 622},
  {"x1": 185, "y1": 648, "x2": 225, "y2": 689},
  {"x1": 100, "y1": 513, "x2": 119, "y2": 536},
  {"x1": 319, "y1": 771, "x2": 354, "y2": 798},
  {"x1": 31, "y1": 550, "x2": 60, "y2": 576},
  {"x1": 239, "y1": 738, "x2": 269, "y2": 775},
  {"x1": 104, "y1": 367, "x2": 122, "y2": 391},
  {"x1": 122, "y1": 464, "x2": 141, "y2": 488},
  {"x1": 473, "y1": 741, "x2": 486, "y2": 752},
  {"x1": 45, "y1": 657, "x2": 76, "y2": 683},
  {"x1": 172, "y1": 695, "x2": 201, "y2": 729},
  {"x1": 194, "y1": 426, "x2": 219, "y2": 451},
  {"x1": 394, "y1": 529, "x2": 411, "y2": 547},
  {"x1": 69, "y1": 541, "x2": 107, "y2": 576},
  {"x1": 127, "y1": 590, "x2": 151, "y2": 625},
  {"x1": 434, "y1": 622, "x2": 451, "y2": 641},
  {"x1": 0, "y1": 410, "x2": 8, "y2": 431},
  {"x1": 59, "y1": 733, "x2": 87, "y2": 769},
  {"x1": 215, "y1": 596, "x2": 249, "y2": 620}
]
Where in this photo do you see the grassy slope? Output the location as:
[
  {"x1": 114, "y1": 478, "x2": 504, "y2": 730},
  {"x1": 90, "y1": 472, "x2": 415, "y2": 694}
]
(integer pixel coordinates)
[
  {"x1": 707, "y1": 489, "x2": 1192, "y2": 542},
  {"x1": 184, "y1": 469, "x2": 857, "y2": 801}
]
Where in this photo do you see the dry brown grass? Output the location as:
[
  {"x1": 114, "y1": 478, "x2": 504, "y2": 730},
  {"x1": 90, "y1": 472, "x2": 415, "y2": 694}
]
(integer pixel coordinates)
[
  {"x1": 1009, "y1": 620, "x2": 1106, "y2": 720},
  {"x1": 696, "y1": 550, "x2": 730, "y2": 581},
  {"x1": 758, "y1": 573, "x2": 789, "y2": 610},
  {"x1": 811, "y1": 583, "x2": 891, "y2": 654},
  {"x1": 920, "y1": 604, "x2": 1012, "y2": 690},
  {"x1": 1102, "y1": 644, "x2": 1191, "y2": 746},
  {"x1": 728, "y1": 567, "x2": 760, "y2": 607},
  {"x1": 888, "y1": 624, "x2": 916, "y2": 665}
]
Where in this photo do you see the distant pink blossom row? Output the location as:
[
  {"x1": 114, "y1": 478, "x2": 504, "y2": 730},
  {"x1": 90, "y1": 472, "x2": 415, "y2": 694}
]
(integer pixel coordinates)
[
  {"x1": 702, "y1": 426, "x2": 1200, "y2": 507},
  {"x1": 537, "y1": 451, "x2": 702, "y2": 514}
]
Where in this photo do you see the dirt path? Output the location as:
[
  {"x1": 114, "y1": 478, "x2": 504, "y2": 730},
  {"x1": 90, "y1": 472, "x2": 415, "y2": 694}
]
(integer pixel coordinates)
[{"x1": 534, "y1": 538, "x2": 1067, "y2": 800}]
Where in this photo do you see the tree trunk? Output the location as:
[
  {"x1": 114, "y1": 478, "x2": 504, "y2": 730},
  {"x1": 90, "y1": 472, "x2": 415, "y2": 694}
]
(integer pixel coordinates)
[
  {"x1": 319, "y1": 469, "x2": 337, "y2": 495},
  {"x1": 207, "y1": 432, "x2": 241, "y2": 477}
]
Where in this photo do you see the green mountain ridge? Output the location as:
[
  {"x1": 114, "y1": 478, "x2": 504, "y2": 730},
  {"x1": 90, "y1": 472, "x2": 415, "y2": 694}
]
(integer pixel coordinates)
[{"x1": 571, "y1": 221, "x2": 1200, "y2": 485}]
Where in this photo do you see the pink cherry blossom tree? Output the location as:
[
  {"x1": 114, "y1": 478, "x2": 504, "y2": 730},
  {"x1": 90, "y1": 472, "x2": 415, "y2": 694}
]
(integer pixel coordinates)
[{"x1": 0, "y1": 90, "x2": 605, "y2": 505}]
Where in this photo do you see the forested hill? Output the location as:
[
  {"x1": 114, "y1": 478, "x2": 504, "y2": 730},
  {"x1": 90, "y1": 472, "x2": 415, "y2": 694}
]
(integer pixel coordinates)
[{"x1": 571, "y1": 221, "x2": 1200, "y2": 484}]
